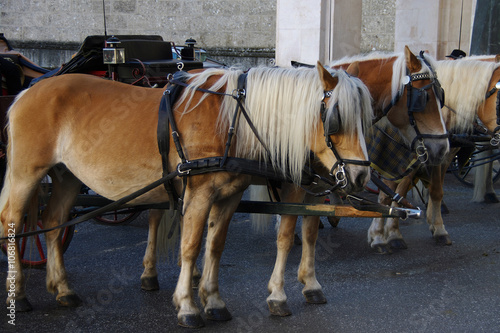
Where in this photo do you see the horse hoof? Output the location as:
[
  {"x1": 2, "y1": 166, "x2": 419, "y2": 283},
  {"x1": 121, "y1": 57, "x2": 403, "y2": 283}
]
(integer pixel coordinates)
[
  {"x1": 304, "y1": 290, "x2": 327, "y2": 304},
  {"x1": 141, "y1": 276, "x2": 160, "y2": 291},
  {"x1": 484, "y1": 193, "x2": 499, "y2": 203},
  {"x1": 372, "y1": 244, "x2": 392, "y2": 254},
  {"x1": 178, "y1": 314, "x2": 205, "y2": 328},
  {"x1": 57, "y1": 294, "x2": 82, "y2": 307},
  {"x1": 435, "y1": 234, "x2": 452, "y2": 246},
  {"x1": 267, "y1": 300, "x2": 292, "y2": 316},
  {"x1": 206, "y1": 307, "x2": 232, "y2": 321},
  {"x1": 388, "y1": 239, "x2": 408, "y2": 250},
  {"x1": 327, "y1": 216, "x2": 340, "y2": 228},
  {"x1": 13, "y1": 297, "x2": 33, "y2": 312}
]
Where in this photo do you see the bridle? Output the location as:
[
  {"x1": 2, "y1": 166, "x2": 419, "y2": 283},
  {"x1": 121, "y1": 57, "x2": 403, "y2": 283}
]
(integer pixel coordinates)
[
  {"x1": 320, "y1": 89, "x2": 371, "y2": 189},
  {"x1": 382, "y1": 51, "x2": 448, "y2": 163}
]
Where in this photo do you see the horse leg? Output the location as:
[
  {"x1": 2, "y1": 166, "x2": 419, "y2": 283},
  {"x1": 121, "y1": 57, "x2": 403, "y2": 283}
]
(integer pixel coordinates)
[
  {"x1": 427, "y1": 164, "x2": 452, "y2": 245},
  {"x1": 367, "y1": 179, "x2": 394, "y2": 254},
  {"x1": 384, "y1": 176, "x2": 414, "y2": 250},
  {"x1": 267, "y1": 184, "x2": 305, "y2": 316},
  {"x1": 298, "y1": 197, "x2": 326, "y2": 304},
  {"x1": 2, "y1": 168, "x2": 50, "y2": 311},
  {"x1": 141, "y1": 209, "x2": 163, "y2": 291},
  {"x1": 173, "y1": 188, "x2": 213, "y2": 328},
  {"x1": 199, "y1": 192, "x2": 243, "y2": 322},
  {"x1": 43, "y1": 168, "x2": 83, "y2": 307}
]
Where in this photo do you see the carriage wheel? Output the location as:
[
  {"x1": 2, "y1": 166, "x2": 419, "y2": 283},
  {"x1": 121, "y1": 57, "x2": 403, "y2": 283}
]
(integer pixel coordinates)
[
  {"x1": 451, "y1": 148, "x2": 500, "y2": 187},
  {"x1": 93, "y1": 208, "x2": 141, "y2": 225},
  {"x1": 1, "y1": 220, "x2": 75, "y2": 267}
]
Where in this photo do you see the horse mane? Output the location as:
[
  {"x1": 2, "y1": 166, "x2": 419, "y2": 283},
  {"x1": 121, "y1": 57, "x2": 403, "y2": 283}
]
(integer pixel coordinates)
[
  {"x1": 330, "y1": 51, "x2": 439, "y2": 102},
  {"x1": 436, "y1": 59, "x2": 500, "y2": 132},
  {"x1": 177, "y1": 66, "x2": 372, "y2": 183}
]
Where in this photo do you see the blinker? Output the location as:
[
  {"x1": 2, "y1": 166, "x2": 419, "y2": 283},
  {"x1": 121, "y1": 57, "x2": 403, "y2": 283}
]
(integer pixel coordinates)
[
  {"x1": 407, "y1": 79, "x2": 445, "y2": 113},
  {"x1": 321, "y1": 102, "x2": 341, "y2": 136}
]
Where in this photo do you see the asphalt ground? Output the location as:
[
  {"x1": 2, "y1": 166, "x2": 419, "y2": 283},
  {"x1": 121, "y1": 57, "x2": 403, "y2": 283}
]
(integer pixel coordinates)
[{"x1": 1, "y1": 172, "x2": 500, "y2": 332}]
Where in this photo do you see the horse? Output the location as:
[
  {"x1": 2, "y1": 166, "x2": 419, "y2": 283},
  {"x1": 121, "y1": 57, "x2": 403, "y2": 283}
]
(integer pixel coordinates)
[
  {"x1": 466, "y1": 55, "x2": 500, "y2": 204},
  {"x1": 368, "y1": 58, "x2": 500, "y2": 253},
  {"x1": 245, "y1": 46, "x2": 449, "y2": 317},
  {"x1": 0, "y1": 62, "x2": 373, "y2": 328}
]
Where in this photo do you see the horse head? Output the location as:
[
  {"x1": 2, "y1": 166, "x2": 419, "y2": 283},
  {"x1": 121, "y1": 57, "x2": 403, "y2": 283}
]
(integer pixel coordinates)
[
  {"x1": 386, "y1": 46, "x2": 449, "y2": 165},
  {"x1": 313, "y1": 62, "x2": 372, "y2": 193}
]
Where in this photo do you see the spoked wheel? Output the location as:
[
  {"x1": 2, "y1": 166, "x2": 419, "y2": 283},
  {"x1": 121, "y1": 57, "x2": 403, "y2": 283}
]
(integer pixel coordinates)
[
  {"x1": 1, "y1": 219, "x2": 75, "y2": 267},
  {"x1": 451, "y1": 148, "x2": 500, "y2": 187},
  {"x1": 93, "y1": 208, "x2": 141, "y2": 225}
]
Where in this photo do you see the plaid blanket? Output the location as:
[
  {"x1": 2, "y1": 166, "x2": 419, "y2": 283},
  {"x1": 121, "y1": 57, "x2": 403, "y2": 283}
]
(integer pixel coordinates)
[{"x1": 366, "y1": 123, "x2": 421, "y2": 182}]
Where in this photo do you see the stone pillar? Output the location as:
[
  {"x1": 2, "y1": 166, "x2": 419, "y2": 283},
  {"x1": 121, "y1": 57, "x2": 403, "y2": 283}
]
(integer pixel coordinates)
[
  {"x1": 394, "y1": 0, "x2": 475, "y2": 59},
  {"x1": 275, "y1": 0, "x2": 362, "y2": 67}
]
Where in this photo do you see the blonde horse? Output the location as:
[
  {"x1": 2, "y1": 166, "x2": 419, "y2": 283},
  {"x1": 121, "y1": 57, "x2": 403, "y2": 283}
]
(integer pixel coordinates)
[
  {"x1": 254, "y1": 46, "x2": 450, "y2": 316},
  {"x1": 0, "y1": 63, "x2": 372, "y2": 328},
  {"x1": 369, "y1": 58, "x2": 500, "y2": 252}
]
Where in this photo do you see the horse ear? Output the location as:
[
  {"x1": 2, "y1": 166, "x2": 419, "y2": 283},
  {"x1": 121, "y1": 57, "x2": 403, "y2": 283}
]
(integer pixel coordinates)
[
  {"x1": 495, "y1": 54, "x2": 500, "y2": 63},
  {"x1": 345, "y1": 61, "x2": 360, "y2": 77},
  {"x1": 317, "y1": 61, "x2": 338, "y2": 91},
  {"x1": 404, "y1": 45, "x2": 422, "y2": 73}
]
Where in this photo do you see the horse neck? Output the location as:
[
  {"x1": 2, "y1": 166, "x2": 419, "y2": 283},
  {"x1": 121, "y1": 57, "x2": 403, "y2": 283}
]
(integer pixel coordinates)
[
  {"x1": 332, "y1": 57, "x2": 396, "y2": 119},
  {"x1": 438, "y1": 60, "x2": 500, "y2": 132},
  {"x1": 478, "y1": 66, "x2": 500, "y2": 132}
]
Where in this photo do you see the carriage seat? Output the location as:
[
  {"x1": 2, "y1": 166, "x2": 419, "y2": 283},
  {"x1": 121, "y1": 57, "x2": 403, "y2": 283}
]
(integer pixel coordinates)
[{"x1": 120, "y1": 39, "x2": 173, "y2": 61}]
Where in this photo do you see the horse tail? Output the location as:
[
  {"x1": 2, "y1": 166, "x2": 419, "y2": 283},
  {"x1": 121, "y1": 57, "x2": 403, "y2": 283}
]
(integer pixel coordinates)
[
  {"x1": 0, "y1": 91, "x2": 39, "y2": 239},
  {"x1": 156, "y1": 209, "x2": 180, "y2": 262},
  {"x1": 249, "y1": 185, "x2": 274, "y2": 233}
]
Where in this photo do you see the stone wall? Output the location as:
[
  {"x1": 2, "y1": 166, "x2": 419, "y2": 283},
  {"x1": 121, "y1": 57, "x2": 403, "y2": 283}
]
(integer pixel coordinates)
[
  {"x1": 361, "y1": 0, "x2": 395, "y2": 52},
  {"x1": 1, "y1": 0, "x2": 397, "y2": 68},
  {"x1": 1, "y1": 0, "x2": 276, "y2": 68}
]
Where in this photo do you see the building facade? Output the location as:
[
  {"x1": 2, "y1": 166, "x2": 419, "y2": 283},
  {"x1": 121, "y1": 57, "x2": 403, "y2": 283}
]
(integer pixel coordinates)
[{"x1": 0, "y1": 0, "x2": 494, "y2": 69}]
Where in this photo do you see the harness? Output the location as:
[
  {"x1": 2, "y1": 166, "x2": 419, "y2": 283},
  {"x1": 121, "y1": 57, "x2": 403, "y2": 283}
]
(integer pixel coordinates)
[
  {"x1": 158, "y1": 70, "x2": 369, "y2": 206},
  {"x1": 484, "y1": 80, "x2": 500, "y2": 146},
  {"x1": 380, "y1": 51, "x2": 448, "y2": 163}
]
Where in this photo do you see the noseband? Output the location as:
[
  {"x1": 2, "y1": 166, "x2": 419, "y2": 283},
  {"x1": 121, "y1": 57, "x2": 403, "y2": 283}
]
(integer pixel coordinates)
[{"x1": 321, "y1": 90, "x2": 370, "y2": 189}]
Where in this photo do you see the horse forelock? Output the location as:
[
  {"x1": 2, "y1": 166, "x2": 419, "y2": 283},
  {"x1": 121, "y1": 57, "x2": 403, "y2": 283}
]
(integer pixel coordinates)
[
  {"x1": 436, "y1": 60, "x2": 500, "y2": 132},
  {"x1": 326, "y1": 69, "x2": 373, "y2": 135}
]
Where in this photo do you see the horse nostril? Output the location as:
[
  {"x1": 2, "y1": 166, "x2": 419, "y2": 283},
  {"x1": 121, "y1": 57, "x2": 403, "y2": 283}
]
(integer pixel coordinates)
[{"x1": 355, "y1": 170, "x2": 369, "y2": 190}]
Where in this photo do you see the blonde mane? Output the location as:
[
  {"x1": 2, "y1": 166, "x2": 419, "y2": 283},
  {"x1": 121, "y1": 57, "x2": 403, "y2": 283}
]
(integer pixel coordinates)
[
  {"x1": 177, "y1": 66, "x2": 372, "y2": 183},
  {"x1": 331, "y1": 51, "x2": 439, "y2": 102},
  {"x1": 436, "y1": 59, "x2": 500, "y2": 132}
]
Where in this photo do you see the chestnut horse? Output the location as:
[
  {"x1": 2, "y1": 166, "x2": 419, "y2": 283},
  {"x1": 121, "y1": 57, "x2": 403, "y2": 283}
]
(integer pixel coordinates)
[
  {"x1": 248, "y1": 46, "x2": 449, "y2": 316},
  {"x1": 369, "y1": 58, "x2": 500, "y2": 252},
  {"x1": 0, "y1": 63, "x2": 372, "y2": 328},
  {"x1": 467, "y1": 55, "x2": 500, "y2": 203}
]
